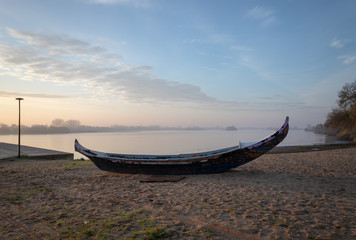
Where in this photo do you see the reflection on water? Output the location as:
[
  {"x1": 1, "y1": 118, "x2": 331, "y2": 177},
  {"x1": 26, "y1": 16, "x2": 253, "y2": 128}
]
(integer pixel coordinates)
[{"x1": 0, "y1": 129, "x2": 340, "y2": 159}]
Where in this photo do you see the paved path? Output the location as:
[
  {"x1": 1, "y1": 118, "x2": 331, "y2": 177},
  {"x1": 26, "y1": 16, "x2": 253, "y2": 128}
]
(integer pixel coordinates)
[{"x1": 0, "y1": 142, "x2": 73, "y2": 160}]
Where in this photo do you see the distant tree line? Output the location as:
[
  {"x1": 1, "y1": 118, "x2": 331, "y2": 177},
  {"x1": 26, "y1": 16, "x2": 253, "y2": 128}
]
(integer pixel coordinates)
[
  {"x1": 0, "y1": 124, "x2": 70, "y2": 135},
  {"x1": 0, "y1": 118, "x2": 207, "y2": 135},
  {"x1": 304, "y1": 123, "x2": 327, "y2": 134},
  {"x1": 306, "y1": 80, "x2": 356, "y2": 142},
  {"x1": 0, "y1": 119, "x2": 77, "y2": 135}
]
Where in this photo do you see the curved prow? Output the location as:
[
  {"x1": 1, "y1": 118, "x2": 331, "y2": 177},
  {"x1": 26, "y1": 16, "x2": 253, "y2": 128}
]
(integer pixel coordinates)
[
  {"x1": 75, "y1": 139, "x2": 97, "y2": 157},
  {"x1": 246, "y1": 116, "x2": 289, "y2": 151}
]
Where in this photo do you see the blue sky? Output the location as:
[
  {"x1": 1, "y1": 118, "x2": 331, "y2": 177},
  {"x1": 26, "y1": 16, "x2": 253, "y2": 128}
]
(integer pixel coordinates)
[{"x1": 0, "y1": 0, "x2": 355, "y2": 128}]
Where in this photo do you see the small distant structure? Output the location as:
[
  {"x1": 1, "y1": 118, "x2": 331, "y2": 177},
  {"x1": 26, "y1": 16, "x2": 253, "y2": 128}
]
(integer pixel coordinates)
[{"x1": 225, "y1": 125, "x2": 237, "y2": 131}]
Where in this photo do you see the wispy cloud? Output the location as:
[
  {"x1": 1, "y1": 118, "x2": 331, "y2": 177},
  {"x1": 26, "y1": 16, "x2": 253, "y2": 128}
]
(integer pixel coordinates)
[
  {"x1": 85, "y1": 0, "x2": 153, "y2": 8},
  {"x1": 7, "y1": 28, "x2": 106, "y2": 56},
  {"x1": 0, "y1": 28, "x2": 216, "y2": 104},
  {"x1": 238, "y1": 55, "x2": 272, "y2": 79},
  {"x1": 246, "y1": 5, "x2": 277, "y2": 27},
  {"x1": 338, "y1": 54, "x2": 356, "y2": 64},
  {"x1": 330, "y1": 37, "x2": 351, "y2": 48},
  {"x1": 0, "y1": 28, "x2": 309, "y2": 112},
  {"x1": 0, "y1": 90, "x2": 72, "y2": 99}
]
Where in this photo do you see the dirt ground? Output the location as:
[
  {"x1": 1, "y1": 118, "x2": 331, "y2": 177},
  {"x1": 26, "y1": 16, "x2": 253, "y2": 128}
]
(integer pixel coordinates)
[{"x1": 0, "y1": 148, "x2": 355, "y2": 239}]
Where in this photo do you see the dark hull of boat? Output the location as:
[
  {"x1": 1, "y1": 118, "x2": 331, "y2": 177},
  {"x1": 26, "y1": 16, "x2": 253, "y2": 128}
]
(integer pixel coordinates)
[{"x1": 75, "y1": 117, "x2": 289, "y2": 175}]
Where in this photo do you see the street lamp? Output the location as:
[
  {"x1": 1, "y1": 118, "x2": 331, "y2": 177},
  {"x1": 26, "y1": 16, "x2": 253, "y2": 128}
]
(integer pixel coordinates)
[{"x1": 15, "y1": 98, "x2": 24, "y2": 158}]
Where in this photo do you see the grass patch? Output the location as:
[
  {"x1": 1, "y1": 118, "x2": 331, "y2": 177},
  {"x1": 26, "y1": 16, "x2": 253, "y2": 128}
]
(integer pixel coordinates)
[
  {"x1": 27, "y1": 186, "x2": 51, "y2": 195},
  {"x1": 60, "y1": 229, "x2": 76, "y2": 238},
  {"x1": 274, "y1": 221, "x2": 289, "y2": 228},
  {"x1": 5, "y1": 194, "x2": 24, "y2": 204},
  {"x1": 137, "y1": 218, "x2": 154, "y2": 228},
  {"x1": 64, "y1": 162, "x2": 78, "y2": 167},
  {"x1": 3, "y1": 186, "x2": 51, "y2": 205},
  {"x1": 197, "y1": 226, "x2": 216, "y2": 238},
  {"x1": 56, "y1": 220, "x2": 64, "y2": 227},
  {"x1": 145, "y1": 227, "x2": 170, "y2": 240},
  {"x1": 73, "y1": 158, "x2": 87, "y2": 161},
  {"x1": 70, "y1": 209, "x2": 169, "y2": 239},
  {"x1": 123, "y1": 208, "x2": 145, "y2": 220},
  {"x1": 64, "y1": 160, "x2": 91, "y2": 168},
  {"x1": 81, "y1": 228, "x2": 95, "y2": 238}
]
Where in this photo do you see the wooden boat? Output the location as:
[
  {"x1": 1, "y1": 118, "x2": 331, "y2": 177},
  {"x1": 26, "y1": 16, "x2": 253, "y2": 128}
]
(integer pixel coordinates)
[{"x1": 75, "y1": 117, "x2": 289, "y2": 175}]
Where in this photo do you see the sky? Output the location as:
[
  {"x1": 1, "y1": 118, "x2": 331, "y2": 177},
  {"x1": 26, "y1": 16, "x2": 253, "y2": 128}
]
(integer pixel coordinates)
[{"x1": 0, "y1": 0, "x2": 356, "y2": 128}]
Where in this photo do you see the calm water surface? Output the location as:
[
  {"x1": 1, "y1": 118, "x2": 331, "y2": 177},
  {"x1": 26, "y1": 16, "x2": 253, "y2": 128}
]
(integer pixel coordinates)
[{"x1": 0, "y1": 129, "x2": 337, "y2": 159}]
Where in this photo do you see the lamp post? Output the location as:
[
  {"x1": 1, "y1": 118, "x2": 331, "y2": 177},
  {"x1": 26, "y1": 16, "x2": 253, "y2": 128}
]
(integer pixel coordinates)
[{"x1": 15, "y1": 98, "x2": 24, "y2": 158}]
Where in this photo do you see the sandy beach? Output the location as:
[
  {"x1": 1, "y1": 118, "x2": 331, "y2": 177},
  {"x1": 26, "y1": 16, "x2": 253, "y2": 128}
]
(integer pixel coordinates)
[{"x1": 0, "y1": 148, "x2": 355, "y2": 239}]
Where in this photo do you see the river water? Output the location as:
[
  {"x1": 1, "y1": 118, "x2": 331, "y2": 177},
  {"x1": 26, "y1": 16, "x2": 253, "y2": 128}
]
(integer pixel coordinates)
[{"x1": 0, "y1": 129, "x2": 343, "y2": 159}]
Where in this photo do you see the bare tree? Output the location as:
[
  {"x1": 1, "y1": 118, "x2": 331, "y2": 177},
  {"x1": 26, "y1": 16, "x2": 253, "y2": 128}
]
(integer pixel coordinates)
[
  {"x1": 64, "y1": 120, "x2": 81, "y2": 129},
  {"x1": 337, "y1": 80, "x2": 356, "y2": 110},
  {"x1": 51, "y1": 118, "x2": 65, "y2": 127},
  {"x1": 325, "y1": 80, "x2": 356, "y2": 141}
]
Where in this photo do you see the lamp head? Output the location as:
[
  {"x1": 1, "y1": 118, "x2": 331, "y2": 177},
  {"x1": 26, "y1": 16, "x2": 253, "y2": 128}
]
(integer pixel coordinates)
[{"x1": 15, "y1": 98, "x2": 24, "y2": 101}]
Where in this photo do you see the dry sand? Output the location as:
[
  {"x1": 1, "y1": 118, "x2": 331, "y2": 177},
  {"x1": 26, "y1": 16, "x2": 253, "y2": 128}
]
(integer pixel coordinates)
[{"x1": 0, "y1": 148, "x2": 355, "y2": 239}]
